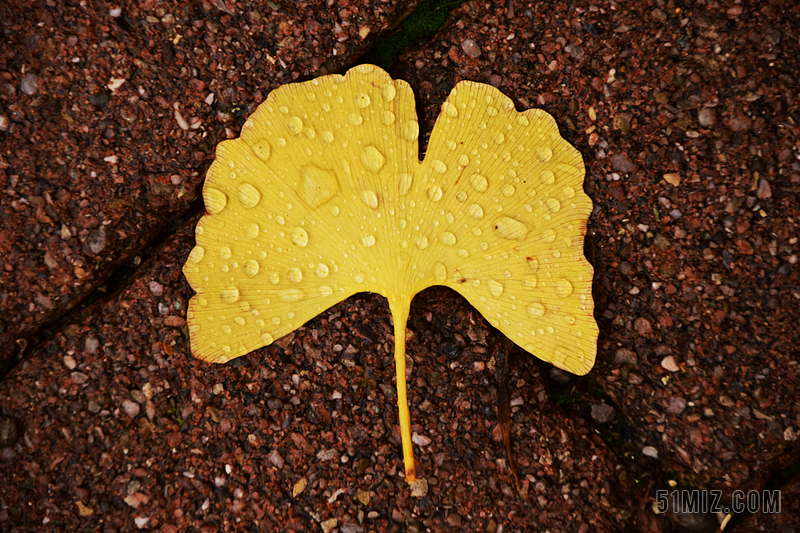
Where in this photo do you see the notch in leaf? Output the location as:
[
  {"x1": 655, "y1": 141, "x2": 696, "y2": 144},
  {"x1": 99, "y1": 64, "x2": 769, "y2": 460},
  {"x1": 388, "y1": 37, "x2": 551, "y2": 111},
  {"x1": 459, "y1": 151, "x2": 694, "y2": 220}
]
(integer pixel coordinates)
[{"x1": 183, "y1": 64, "x2": 598, "y2": 483}]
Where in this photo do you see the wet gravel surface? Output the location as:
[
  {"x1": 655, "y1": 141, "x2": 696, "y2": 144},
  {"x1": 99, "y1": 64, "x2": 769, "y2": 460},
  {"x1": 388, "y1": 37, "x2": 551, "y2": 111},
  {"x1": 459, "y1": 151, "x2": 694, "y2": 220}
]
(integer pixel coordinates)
[{"x1": 2, "y1": 0, "x2": 800, "y2": 532}]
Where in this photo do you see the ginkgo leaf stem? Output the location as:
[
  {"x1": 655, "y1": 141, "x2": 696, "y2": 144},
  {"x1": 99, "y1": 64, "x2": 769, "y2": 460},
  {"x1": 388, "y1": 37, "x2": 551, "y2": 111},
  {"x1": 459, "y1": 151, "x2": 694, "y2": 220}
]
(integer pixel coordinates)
[{"x1": 390, "y1": 295, "x2": 416, "y2": 483}]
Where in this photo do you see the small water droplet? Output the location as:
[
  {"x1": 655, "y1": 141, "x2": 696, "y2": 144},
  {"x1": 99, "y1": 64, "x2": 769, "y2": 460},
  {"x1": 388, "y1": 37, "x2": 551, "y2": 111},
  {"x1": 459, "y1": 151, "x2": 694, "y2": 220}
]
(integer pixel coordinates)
[
  {"x1": 537, "y1": 147, "x2": 553, "y2": 162},
  {"x1": 524, "y1": 275, "x2": 537, "y2": 288},
  {"x1": 555, "y1": 278, "x2": 573, "y2": 297},
  {"x1": 442, "y1": 101, "x2": 458, "y2": 117},
  {"x1": 244, "y1": 259, "x2": 259, "y2": 277},
  {"x1": 427, "y1": 185, "x2": 443, "y2": 202},
  {"x1": 565, "y1": 316, "x2": 576, "y2": 325},
  {"x1": 287, "y1": 268, "x2": 303, "y2": 283},
  {"x1": 221, "y1": 325, "x2": 231, "y2": 334},
  {"x1": 457, "y1": 154, "x2": 469, "y2": 166},
  {"x1": 540, "y1": 170, "x2": 555, "y2": 185},
  {"x1": 320, "y1": 130, "x2": 334, "y2": 143},
  {"x1": 445, "y1": 212, "x2": 455, "y2": 224},
  {"x1": 398, "y1": 174, "x2": 413, "y2": 195},
  {"x1": 220, "y1": 287, "x2": 240, "y2": 304},
  {"x1": 321, "y1": 103, "x2": 331, "y2": 112},
  {"x1": 291, "y1": 227, "x2": 309, "y2": 247},
  {"x1": 237, "y1": 183, "x2": 261, "y2": 208},
  {"x1": 527, "y1": 302, "x2": 546, "y2": 316},
  {"x1": 245, "y1": 223, "x2": 260, "y2": 239},
  {"x1": 542, "y1": 229, "x2": 557, "y2": 242},
  {"x1": 314, "y1": 264, "x2": 329, "y2": 278},
  {"x1": 278, "y1": 289, "x2": 304, "y2": 302},
  {"x1": 547, "y1": 198, "x2": 561, "y2": 212},
  {"x1": 553, "y1": 250, "x2": 561, "y2": 258},
  {"x1": 467, "y1": 204, "x2": 484, "y2": 218},
  {"x1": 495, "y1": 133, "x2": 505, "y2": 144},
  {"x1": 434, "y1": 263, "x2": 447, "y2": 282},
  {"x1": 517, "y1": 115, "x2": 530, "y2": 126},
  {"x1": 382, "y1": 111, "x2": 395, "y2": 125},
  {"x1": 402, "y1": 120, "x2": 419, "y2": 141},
  {"x1": 279, "y1": 106, "x2": 289, "y2": 114},
  {"x1": 196, "y1": 297, "x2": 208, "y2": 307},
  {"x1": 288, "y1": 116, "x2": 303, "y2": 134},
  {"x1": 487, "y1": 279, "x2": 504, "y2": 297},
  {"x1": 361, "y1": 189, "x2": 379, "y2": 209},
  {"x1": 276, "y1": 137, "x2": 286, "y2": 147},
  {"x1": 354, "y1": 93, "x2": 370, "y2": 108},
  {"x1": 415, "y1": 236, "x2": 428, "y2": 250},
  {"x1": 204, "y1": 187, "x2": 228, "y2": 214},
  {"x1": 219, "y1": 246, "x2": 232, "y2": 259},
  {"x1": 269, "y1": 273, "x2": 280, "y2": 284},
  {"x1": 362, "y1": 234, "x2": 376, "y2": 247},
  {"x1": 440, "y1": 232, "x2": 457, "y2": 246},
  {"x1": 261, "y1": 332, "x2": 274, "y2": 345},
  {"x1": 271, "y1": 317, "x2": 281, "y2": 326},
  {"x1": 251, "y1": 140, "x2": 271, "y2": 161},
  {"x1": 494, "y1": 216, "x2": 528, "y2": 240},
  {"x1": 382, "y1": 83, "x2": 396, "y2": 102},
  {"x1": 562, "y1": 187, "x2": 575, "y2": 198},
  {"x1": 470, "y1": 174, "x2": 488, "y2": 192},
  {"x1": 487, "y1": 106, "x2": 499, "y2": 117},
  {"x1": 348, "y1": 113, "x2": 363, "y2": 126},
  {"x1": 354, "y1": 273, "x2": 365, "y2": 283},
  {"x1": 431, "y1": 159, "x2": 447, "y2": 173},
  {"x1": 331, "y1": 205, "x2": 340, "y2": 216},
  {"x1": 456, "y1": 191, "x2": 468, "y2": 202},
  {"x1": 360, "y1": 146, "x2": 385, "y2": 172},
  {"x1": 319, "y1": 285, "x2": 333, "y2": 297},
  {"x1": 188, "y1": 246, "x2": 205, "y2": 263},
  {"x1": 502, "y1": 184, "x2": 515, "y2": 197},
  {"x1": 234, "y1": 317, "x2": 245, "y2": 326},
  {"x1": 275, "y1": 216, "x2": 285, "y2": 226}
]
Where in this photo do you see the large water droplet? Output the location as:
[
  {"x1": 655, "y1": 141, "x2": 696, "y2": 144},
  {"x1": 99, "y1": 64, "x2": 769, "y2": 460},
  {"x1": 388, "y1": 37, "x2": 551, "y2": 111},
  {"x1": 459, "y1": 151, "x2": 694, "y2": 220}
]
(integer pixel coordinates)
[
  {"x1": 291, "y1": 227, "x2": 309, "y2": 247},
  {"x1": 361, "y1": 190, "x2": 379, "y2": 209},
  {"x1": 527, "y1": 257, "x2": 539, "y2": 272},
  {"x1": 269, "y1": 272, "x2": 280, "y2": 284},
  {"x1": 275, "y1": 216, "x2": 285, "y2": 225},
  {"x1": 442, "y1": 101, "x2": 458, "y2": 117},
  {"x1": 440, "y1": 232, "x2": 457, "y2": 246},
  {"x1": 221, "y1": 325, "x2": 231, "y2": 334},
  {"x1": 319, "y1": 286, "x2": 333, "y2": 297},
  {"x1": 251, "y1": 140, "x2": 271, "y2": 161},
  {"x1": 362, "y1": 234, "x2": 376, "y2": 247},
  {"x1": 427, "y1": 185, "x2": 443, "y2": 202},
  {"x1": 502, "y1": 185, "x2": 515, "y2": 197},
  {"x1": 348, "y1": 113, "x2": 363, "y2": 126},
  {"x1": 354, "y1": 93, "x2": 370, "y2": 108},
  {"x1": 457, "y1": 154, "x2": 469, "y2": 166},
  {"x1": 494, "y1": 216, "x2": 528, "y2": 240},
  {"x1": 188, "y1": 246, "x2": 205, "y2": 263},
  {"x1": 562, "y1": 187, "x2": 575, "y2": 198},
  {"x1": 278, "y1": 289, "x2": 304, "y2": 302},
  {"x1": 321, "y1": 130, "x2": 334, "y2": 143},
  {"x1": 467, "y1": 204, "x2": 484, "y2": 218},
  {"x1": 288, "y1": 116, "x2": 303, "y2": 134},
  {"x1": 238, "y1": 183, "x2": 261, "y2": 208},
  {"x1": 540, "y1": 171, "x2": 555, "y2": 185},
  {"x1": 234, "y1": 316, "x2": 245, "y2": 326},
  {"x1": 546, "y1": 198, "x2": 561, "y2": 212},
  {"x1": 524, "y1": 275, "x2": 537, "y2": 289},
  {"x1": 261, "y1": 332, "x2": 274, "y2": 345},
  {"x1": 486, "y1": 106, "x2": 499, "y2": 117},
  {"x1": 494, "y1": 133, "x2": 505, "y2": 144},
  {"x1": 537, "y1": 147, "x2": 553, "y2": 162},
  {"x1": 517, "y1": 115, "x2": 530, "y2": 126},
  {"x1": 245, "y1": 260, "x2": 259, "y2": 277},
  {"x1": 382, "y1": 111, "x2": 395, "y2": 125},
  {"x1": 196, "y1": 297, "x2": 208, "y2": 307},
  {"x1": 360, "y1": 146, "x2": 385, "y2": 172},
  {"x1": 398, "y1": 174, "x2": 413, "y2": 195},
  {"x1": 300, "y1": 165, "x2": 340, "y2": 208},
  {"x1": 382, "y1": 84, "x2": 396, "y2": 102},
  {"x1": 431, "y1": 160, "x2": 447, "y2": 174},
  {"x1": 415, "y1": 236, "x2": 428, "y2": 250},
  {"x1": 220, "y1": 287, "x2": 240, "y2": 304},
  {"x1": 204, "y1": 187, "x2": 228, "y2": 214},
  {"x1": 527, "y1": 302, "x2": 546, "y2": 316},
  {"x1": 487, "y1": 279, "x2": 504, "y2": 297},
  {"x1": 219, "y1": 246, "x2": 232, "y2": 259},
  {"x1": 470, "y1": 174, "x2": 488, "y2": 192},
  {"x1": 434, "y1": 263, "x2": 447, "y2": 282},
  {"x1": 314, "y1": 264, "x2": 329, "y2": 278},
  {"x1": 542, "y1": 229, "x2": 557, "y2": 242},
  {"x1": 287, "y1": 268, "x2": 303, "y2": 283},
  {"x1": 402, "y1": 120, "x2": 419, "y2": 141},
  {"x1": 555, "y1": 278, "x2": 573, "y2": 297}
]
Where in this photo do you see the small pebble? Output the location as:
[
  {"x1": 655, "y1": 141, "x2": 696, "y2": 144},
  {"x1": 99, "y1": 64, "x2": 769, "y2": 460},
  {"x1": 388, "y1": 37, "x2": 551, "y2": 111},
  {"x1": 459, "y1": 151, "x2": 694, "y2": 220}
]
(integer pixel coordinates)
[
  {"x1": 148, "y1": 281, "x2": 164, "y2": 296},
  {"x1": 549, "y1": 367, "x2": 571, "y2": 383},
  {"x1": 63, "y1": 355, "x2": 77, "y2": 369},
  {"x1": 667, "y1": 396, "x2": 687, "y2": 415},
  {"x1": 268, "y1": 449, "x2": 285, "y2": 469},
  {"x1": 412, "y1": 433, "x2": 432, "y2": 446},
  {"x1": 614, "y1": 349, "x2": 638, "y2": 365},
  {"x1": 122, "y1": 399, "x2": 141, "y2": 418},
  {"x1": 591, "y1": 403, "x2": 616, "y2": 424},
  {"x1": 461, "y1": 38, "x2": 482, "y2": 58},
  {"x1": 20, "y1": 73, "x2": 38, "y2": 95},
  {"x1": 0, "y1": 416, "x2": 19, "y2": 447},
  {"x1": 661, "y1": 356, "x2": 680, "y2": 372},
  {"x1": 642, "y1": 446, "x2": 659, "y2": 459}
]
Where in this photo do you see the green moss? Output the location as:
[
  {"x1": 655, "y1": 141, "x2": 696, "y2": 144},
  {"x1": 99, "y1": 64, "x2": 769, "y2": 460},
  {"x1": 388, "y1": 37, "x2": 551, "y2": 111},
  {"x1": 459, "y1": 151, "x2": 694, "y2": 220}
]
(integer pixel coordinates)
[{"x1": 363, "y1": 0, "x2": 467, "y2": 70}]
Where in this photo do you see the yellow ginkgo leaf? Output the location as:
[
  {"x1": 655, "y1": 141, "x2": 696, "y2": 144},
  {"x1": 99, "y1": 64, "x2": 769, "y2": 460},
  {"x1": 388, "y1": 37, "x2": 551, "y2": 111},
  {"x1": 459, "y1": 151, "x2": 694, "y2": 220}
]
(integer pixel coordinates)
[{"x1": 183, "y1": 64, "x2": 598, "y2": 483}]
